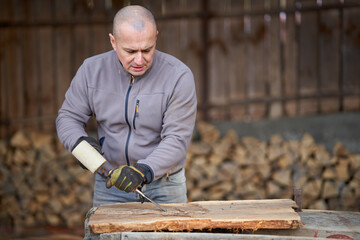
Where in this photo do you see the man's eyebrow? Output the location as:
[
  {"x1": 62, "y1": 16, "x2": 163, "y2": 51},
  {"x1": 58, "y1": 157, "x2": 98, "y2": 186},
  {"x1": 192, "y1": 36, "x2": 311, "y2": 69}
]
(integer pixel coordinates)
[
  {"x1": 123, "y1": 45, "x2": 154, "y2": 52},
  {"x1": 142, "y1": 46, "x2": 154, "y2": 51},
  {"x1": 123, "y1": 47, "x2": 136, "y2": 52}
]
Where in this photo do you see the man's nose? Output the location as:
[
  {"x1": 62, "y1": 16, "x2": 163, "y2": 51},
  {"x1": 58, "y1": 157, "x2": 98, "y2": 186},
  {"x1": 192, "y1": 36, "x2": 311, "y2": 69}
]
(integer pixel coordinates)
[{"x1": 134, "y1": 52, "x2": 143, "y2": 65}]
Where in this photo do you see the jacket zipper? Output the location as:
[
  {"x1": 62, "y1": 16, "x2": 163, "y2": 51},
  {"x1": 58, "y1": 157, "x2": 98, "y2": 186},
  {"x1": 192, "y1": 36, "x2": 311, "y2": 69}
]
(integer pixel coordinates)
[
  {"x1": 133, "y1": 99, "x2": 139, "y2": 130},
  {"x1": 124, "y1": 75, "x2": 135, "y2": 166}
]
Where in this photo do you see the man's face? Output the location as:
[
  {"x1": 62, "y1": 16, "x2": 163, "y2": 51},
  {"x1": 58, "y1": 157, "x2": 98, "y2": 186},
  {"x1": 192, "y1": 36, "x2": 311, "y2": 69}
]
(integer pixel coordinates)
[{"x1": 110, "y1": 22, "x2": 157, "y2": 77}]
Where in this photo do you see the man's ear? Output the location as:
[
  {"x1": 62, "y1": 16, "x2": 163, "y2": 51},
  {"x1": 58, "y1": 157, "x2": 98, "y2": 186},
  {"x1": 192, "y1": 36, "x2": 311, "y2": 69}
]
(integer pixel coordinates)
[{"x1": 109, "y1": 33, "x2": 116, "y2": 51}]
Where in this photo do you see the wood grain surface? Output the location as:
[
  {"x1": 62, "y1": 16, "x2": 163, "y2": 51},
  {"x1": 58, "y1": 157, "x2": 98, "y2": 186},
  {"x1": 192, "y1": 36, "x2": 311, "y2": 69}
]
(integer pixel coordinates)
[{"x1": 88, "y1": 199, "x2": 302, "y2": 233}]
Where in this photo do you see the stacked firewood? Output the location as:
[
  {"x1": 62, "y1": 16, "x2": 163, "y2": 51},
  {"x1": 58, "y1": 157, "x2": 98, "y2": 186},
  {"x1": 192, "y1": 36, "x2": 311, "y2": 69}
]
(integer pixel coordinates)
[
  {"x1": 186, "y1": 122, "x2": 360, "y2": 211},
  {"x1": 0, "y1": 130, "x2": 94, "y2": 231},
  {"x1": 0, "y1": 123, "x2": 359, "y2": 230}
]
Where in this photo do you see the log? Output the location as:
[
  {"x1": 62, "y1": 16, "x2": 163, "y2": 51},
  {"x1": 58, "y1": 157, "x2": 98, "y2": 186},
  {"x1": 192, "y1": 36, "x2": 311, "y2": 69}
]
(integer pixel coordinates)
[
  {"x1": 308, "y1": 200, "x2": 327, "y2": 210},
  {"x1": 277, "y1": 153, "x2": 292, "y2": 169},
  {"x1": 305, "y1": 158, "x2": 323, "y2": 178},
  {"x1": 322, "y1": 181, "x2": 340, "y2": 199},
  {"x1": 29, "y1": 131, "x2": 54, "y2": 149},
  {"x1": 208, "y1": 153, "x2": 224, "y2": 166},
  {"x1": 266, "y1": 181, "x2": 282, "y2": 197},
  {"x1": 62, "y1": 208, "x2": 83, "y2": 228},
  {"x1": 341, "y1": 185, "x2": 357, "y2": 210},
  {"x1": 314, "y1": 145, "x2": 331, "y2": 165},
  {"x1": 349, "y1": 154, "x2": 360, "y2": 169},
  {"x1": 201, "y1": 164, "x2": 218, "y2": 179},
  {"x1": 88, "y1": 199, "x2": 302, "y2": 234},
  {"x1": 218, "y1": 162, "x2": 238, "y2": 182},
  {"x1": 196, "y1": 121, "x2": 220, "y2": 145},
  {"x1": 242, "y1": 137, "x2": 267, "y2": 164},
  {"x1": 335, "y1": 158, "x2": 350, "y2": 181},
  {"x1": 257, "y1": 163, "x2": 272, "y2": 179},
  {"x1": 213, "y1": 138, "x2": 233, "y2": 159},
  {"x1": 272, "y1": 169, "x2": 292, "y2": 187},
  {"x1": 188, "y1": 142, "x2": 212, "y2": 156},
  {"x1": 333, "y1": 142, "x2": 350, "y2": 157},
  {"x1": 300, "y1": 133, "x2": 316, "y2": 163},
  {"x1": 222, "y1": 129, "x2": 239, "y2": 146},
  {"x1": 302, "y1": 179, "x2": 322, "y2": 200},
  {"x1": 188, "y1": 188, "x2": 203, "y2": 201},
  {"x1": 232, "y1": 145, "x2": 247, "y2": 165},
  {"x1": 267, "y1": 135, "x2": 285, "y2": 162},
  {"x1": 208, "y1": 182, "x2": 233, "y2": 200},
  {"x1": 10, "y1": 130, "x2": 32, "y2": 148},
  {"x1": 35, "y1": 192, "x2": 50, "y2": 204},
  {"x1": 322, "y1": 167, "x2": 336, "y2": 180},
  {"x1": 0, "y1": 140, "x2": 7, "y2": 155}
]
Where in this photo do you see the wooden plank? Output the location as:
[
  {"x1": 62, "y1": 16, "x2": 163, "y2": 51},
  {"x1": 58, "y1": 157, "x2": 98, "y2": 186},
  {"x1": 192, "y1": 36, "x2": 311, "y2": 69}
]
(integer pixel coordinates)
[
  {"x1": 208, "y1": 17, "x2": 228, "y2": 109},
  {"x1": 228, "y1": 18, "x2": 247, "y2": 121},
  {"x1": 55, "y1": 26, "x2": 72, "y2": 111},
  {"x1": 92, "y1": 24, "x2": 110, "y2": 56},
  {"x1": 0, "y1": 0, "x2": 12, "y2": 22},
  {"x1": 87, "y1": 209, "x2": 360, "y2": 239},
  {"x1": 319, "y1": 9, "x2": 340, "y2": 113},
  {"x1": 268, "y1": 1, "x2": 282, "y2": 119},
  {"x1": 157, "y1": 20, "x2": 183, "y2": 64},
  {"x1": 156, "y1": 3, "x2": 202, "y2": 120},
  {"x1": 22, "y1": 27, "x2": 40, "y2": 130},
  {"x1": 207, "y1": 1, "x2": 237, "y2": 117},
  {"x1": 6, "y1": 28, "x2": 24, "y2": 134},
  {"x1": 35, "y1": 0, "x2": 52, "y2": 22},
  {"x1": 182, "y1": 19, "x2": 202, "y2": 115},
  {"x1": 210, "y1": 1, "x2": 246, "y2": 121},
  {"x1": 38, "y1": 26, "x2": 56, "y2": 131},
  {"x1": 247, "y1": 1, "x2": 266, "y2": 121},
  {"x1": 54, "y1": 0, "x2": 72, "y2": 21},
  {"x1": 91, "y1": 0, "x2": 108, "y2": 22},
  {"x1": 88, "y1": 199, "x2": 301, "y2": 234},
  {"x1": 298, "y1": 11, "x2": 318, "y2": 116},
  {"x1": 343, "y1": 8, "x2": 360, "y2": 111},
  {"x1": 283, "y1": 1, "x2": 297, "y2": 117},
  {"x1": 74, "y1": 25, "x2": 92, "y2": 72}
]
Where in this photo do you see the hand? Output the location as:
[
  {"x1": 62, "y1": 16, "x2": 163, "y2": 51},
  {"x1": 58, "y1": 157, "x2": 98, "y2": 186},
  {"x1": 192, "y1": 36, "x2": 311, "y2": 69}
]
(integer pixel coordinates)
[{"x1": 106, "y1": 166, "x2": 145, "y2": 193}]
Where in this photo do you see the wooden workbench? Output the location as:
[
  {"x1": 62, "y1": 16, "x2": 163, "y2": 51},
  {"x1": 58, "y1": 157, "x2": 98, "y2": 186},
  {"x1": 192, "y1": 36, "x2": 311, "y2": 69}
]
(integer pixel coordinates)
[{"x1": 85, "y1": 199, "x2": 360, "y2": 240}]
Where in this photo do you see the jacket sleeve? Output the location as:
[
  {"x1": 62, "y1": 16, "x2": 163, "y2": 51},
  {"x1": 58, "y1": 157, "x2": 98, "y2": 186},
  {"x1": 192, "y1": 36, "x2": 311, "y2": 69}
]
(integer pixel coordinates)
[
  {"x1": 136, "y1": 69, "x2": 197, "y2": 181},
  {"x1": 56, "y1": 63, "x2": 92, "y2": 152}
]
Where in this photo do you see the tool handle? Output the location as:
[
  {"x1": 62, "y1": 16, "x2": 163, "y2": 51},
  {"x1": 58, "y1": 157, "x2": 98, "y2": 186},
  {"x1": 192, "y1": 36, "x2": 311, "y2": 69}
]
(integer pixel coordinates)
[{"x1": 106, "y1": 178, "x2": 112, "y2": 189}]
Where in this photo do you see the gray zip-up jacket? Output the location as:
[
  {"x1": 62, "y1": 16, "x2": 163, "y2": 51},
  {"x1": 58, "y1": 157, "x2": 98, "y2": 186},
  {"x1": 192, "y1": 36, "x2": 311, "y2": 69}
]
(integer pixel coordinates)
[{"x1": 56, "y1": 50, "x2": 197, "y2": 182}]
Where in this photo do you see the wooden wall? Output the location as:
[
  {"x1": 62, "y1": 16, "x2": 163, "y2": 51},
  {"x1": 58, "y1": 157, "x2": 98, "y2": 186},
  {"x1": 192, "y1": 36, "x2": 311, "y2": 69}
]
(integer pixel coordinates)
[{"x1": 0, "y1": 0, "x2": 360, "y2": 138}]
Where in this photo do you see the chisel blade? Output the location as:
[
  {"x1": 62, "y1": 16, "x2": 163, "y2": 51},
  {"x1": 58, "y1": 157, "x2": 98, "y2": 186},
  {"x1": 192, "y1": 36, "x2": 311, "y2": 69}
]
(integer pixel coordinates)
[{"x1": 135, "y1": 189, "x2": 167, "y2": 212}]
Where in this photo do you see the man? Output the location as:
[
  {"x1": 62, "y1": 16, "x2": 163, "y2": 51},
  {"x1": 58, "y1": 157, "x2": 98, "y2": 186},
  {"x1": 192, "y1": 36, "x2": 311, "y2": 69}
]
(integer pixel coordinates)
[{"x1": 56, "y1": 5, "x2": 197, "y2": 207}]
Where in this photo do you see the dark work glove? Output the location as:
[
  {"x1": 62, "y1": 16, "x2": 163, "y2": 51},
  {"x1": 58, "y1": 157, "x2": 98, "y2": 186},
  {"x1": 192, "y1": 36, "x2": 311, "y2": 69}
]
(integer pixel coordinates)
[
  {"x1": 72, "y1": 136, "x2": 102, "y2": 169},
  {"x1": 106, "y1": 166, "x2": 145, "y2": 193}
]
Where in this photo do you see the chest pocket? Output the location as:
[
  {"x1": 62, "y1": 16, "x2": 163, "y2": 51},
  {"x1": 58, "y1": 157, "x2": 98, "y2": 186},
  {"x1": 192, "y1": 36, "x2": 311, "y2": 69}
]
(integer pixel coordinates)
[{"x1": 135, "y1": 93, "x2": 164, "y2": 133}]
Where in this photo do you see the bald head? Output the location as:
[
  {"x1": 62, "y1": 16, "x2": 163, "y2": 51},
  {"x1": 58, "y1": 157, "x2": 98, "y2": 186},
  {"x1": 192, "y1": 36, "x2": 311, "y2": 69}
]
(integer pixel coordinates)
[
  {"x1": 113, "y1": 5, "x2": 157, "y2": 38},
  {"x1": 109, "y1": 5, "x2": 158, "y2": 76}
]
